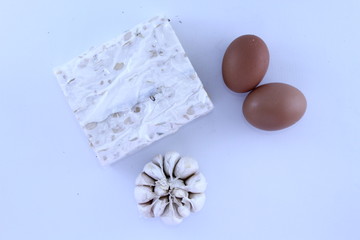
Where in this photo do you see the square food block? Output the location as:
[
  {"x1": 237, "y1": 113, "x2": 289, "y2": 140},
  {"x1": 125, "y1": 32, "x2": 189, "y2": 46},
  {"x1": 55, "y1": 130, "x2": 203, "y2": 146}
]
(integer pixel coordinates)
[{"x1": 54, "y1": 16, "x2": 213, "y2": 165}]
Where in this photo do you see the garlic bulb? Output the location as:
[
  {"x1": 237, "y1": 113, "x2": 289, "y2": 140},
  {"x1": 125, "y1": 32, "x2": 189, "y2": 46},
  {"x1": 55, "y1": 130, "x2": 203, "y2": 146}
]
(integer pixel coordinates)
[{"x1": 134, "y1": 152, "x2": 207, "y2": 224}]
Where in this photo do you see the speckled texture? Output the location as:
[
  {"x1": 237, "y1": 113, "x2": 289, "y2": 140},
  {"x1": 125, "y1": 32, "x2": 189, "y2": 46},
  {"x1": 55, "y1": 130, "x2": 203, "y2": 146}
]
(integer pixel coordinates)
[{"x1": 54, "y1": 16, "x2": 213, "y2": 165}]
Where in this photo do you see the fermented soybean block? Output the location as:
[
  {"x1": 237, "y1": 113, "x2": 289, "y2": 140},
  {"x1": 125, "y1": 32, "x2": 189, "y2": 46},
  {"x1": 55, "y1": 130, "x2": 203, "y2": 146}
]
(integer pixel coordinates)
[{"x1": 54, "y1": 16, "x2": 213, "y2": 165}]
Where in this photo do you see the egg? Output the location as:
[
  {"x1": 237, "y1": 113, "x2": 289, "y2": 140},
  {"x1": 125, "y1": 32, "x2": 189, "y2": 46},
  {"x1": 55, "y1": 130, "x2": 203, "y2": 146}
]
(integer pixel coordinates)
[
  {"x1": 222, "y1": 35, "x2": 269, "y2": 93},
  {"x1": 242, "y1": 83, "x2": 307, "y2": 131}
]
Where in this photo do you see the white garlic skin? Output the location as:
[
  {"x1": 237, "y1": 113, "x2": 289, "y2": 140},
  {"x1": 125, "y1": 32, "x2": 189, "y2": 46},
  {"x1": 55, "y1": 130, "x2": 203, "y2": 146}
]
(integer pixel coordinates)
[{"x1": 134, "y1": 152, "x2": 207, "y2": 225}]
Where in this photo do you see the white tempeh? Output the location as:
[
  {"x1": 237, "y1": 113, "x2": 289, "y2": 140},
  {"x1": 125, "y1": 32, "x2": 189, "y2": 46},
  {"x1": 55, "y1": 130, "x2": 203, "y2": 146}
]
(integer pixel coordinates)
[{"x1": 54, "y1": 16, "x2": 213, "y2": 165}]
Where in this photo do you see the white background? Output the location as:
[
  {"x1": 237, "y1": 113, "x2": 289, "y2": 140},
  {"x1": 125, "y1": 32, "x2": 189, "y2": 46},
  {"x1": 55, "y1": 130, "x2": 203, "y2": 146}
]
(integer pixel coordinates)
[{"x1": 1, "y1": 0, "x2": 360, "y2": 239}]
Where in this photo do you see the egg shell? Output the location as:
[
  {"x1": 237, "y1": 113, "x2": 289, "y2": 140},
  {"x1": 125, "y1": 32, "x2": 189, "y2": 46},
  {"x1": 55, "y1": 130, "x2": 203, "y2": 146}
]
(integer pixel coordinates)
[
  {"x1": 222, "y1": 35, "x2": 269, "y2": 93},
  {"x1": 242, "y1": 83, "x2": 307, "y2": 131}
]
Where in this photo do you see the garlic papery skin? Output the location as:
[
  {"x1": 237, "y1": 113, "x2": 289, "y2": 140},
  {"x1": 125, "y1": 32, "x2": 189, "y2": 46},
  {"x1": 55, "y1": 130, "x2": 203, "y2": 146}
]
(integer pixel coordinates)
[{"x1": 134, "y1": 152, "x2": 207, "y2": 224}]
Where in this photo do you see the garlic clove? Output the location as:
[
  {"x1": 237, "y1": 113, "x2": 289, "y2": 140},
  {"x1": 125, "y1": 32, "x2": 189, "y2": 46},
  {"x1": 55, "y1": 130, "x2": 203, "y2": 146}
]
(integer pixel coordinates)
[
  {"x1": 172, "y1": 188, "x2": 188, "y2": 198},
  {"x1": 177, "y1": 204, "x2": 191, "y2": 218},
  {"x1": 152, "y1": 154, "x2": 164, "y2": 169},
  {"x1": 134, "y1": 185, "x2": 156, "y2": 203},
  {"x1": 154, "y1": 184, "x2": 168, "y2": 196},
  {"x1": 137, "y1": 203, "x2": 154, "y2": 218},
  {"x1": 143, "y1": 162, "x2": 165, "y2": 180},
  {"x1": 185, "y1": 173, "x2": 207, "y2": 193},
  {"x1": 163, "y1": 152, "x2": 181, "y2": 178},
  {"x1": 152, "y1": 198, "x2": 169, "y2": 217},
  {"x1": 171, "y1": 178, "x2": 186, "y2": 189},
  {"x1": 160, "y1": 203, "x2": 183, "y2": 225},
  {"x1": 135, "y1": 172, "x2": 155, "y2": 186},
  {"x1": 174, "y1": 156, "x2": 199, "y2": 179},
  {"x1": 188, "y1": 193, "x2": 206, "y2": 212}
]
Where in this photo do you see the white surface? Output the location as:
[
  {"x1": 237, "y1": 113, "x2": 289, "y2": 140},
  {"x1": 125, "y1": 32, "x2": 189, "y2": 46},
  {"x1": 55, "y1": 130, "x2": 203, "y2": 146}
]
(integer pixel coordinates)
[
  {"x1": 54, "y1": 16, "x2": 213, "y2": 165},
  {"x1": 1, "y1": 0, "x2": 359, "y2": 239}
]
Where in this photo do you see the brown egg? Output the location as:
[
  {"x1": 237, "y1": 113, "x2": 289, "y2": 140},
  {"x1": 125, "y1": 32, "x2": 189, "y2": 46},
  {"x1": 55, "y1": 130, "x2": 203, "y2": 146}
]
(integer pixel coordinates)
[
  {"x1": 222, "y1": 35, "x2": 269, "y2": 93},
  {"x1": 242, "y1": 83, "x2": 307, "y2": 131}
]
